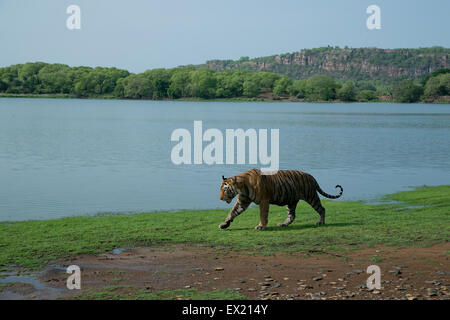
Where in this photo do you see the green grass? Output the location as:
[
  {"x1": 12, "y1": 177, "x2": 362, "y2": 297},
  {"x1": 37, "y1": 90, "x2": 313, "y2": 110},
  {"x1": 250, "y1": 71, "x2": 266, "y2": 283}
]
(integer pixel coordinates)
[
  {"x1": 370, "y1": 256, "x2": 384, "y2": 263},
  {"x1": 0, "y1": 185, "x2": 449, "y2": 270},
  {"x1": 74, "y1": 287, "x2": 245, "y2": 300}
]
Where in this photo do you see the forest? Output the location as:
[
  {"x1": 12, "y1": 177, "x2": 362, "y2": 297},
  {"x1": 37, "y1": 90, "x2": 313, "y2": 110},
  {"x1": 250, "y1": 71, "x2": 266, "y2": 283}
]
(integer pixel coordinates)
[{"x1": 0, "y1": 62, "x2": 449, "y2": 103}]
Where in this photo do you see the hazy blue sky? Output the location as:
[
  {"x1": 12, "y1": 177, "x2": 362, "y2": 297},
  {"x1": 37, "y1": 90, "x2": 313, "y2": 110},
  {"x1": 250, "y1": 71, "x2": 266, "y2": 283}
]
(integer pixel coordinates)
[{"x1": 1, "y1": 0, "x2": 449, "y2": 73}]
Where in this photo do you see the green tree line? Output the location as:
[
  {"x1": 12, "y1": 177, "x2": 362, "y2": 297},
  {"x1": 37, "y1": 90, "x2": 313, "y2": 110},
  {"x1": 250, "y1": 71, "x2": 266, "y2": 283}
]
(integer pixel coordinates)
[{"x1": 0, "y1": 62, "x2": 449, "y2": 102}]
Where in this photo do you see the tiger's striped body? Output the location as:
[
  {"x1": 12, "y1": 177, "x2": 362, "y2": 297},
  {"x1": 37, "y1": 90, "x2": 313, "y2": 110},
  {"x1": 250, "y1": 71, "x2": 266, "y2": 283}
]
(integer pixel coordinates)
[{"x1": 219, "y1": 169, "x2": 343, "y2": 230}]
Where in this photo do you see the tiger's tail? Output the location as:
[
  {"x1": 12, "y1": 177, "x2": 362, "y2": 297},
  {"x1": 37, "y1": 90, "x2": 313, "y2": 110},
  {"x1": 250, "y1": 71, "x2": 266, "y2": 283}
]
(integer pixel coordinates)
[{"x1": 317, "y1": 184, "x2": 343, "y2": 199}]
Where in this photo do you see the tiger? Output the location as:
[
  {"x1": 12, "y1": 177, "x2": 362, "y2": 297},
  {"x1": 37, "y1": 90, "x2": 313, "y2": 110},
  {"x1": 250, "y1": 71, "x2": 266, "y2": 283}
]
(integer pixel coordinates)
[{"x1": 218, "y1": 168, "x2": 343, "y2": 230}]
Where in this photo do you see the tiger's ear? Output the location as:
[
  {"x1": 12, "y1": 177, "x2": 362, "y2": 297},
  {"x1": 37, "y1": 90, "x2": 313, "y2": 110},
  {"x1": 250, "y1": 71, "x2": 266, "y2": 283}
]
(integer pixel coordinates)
[
  {"x1": 222, "y1": 175, "x2": 225, "y2": 181},
  {"x1": 232, "y1": 176, "x2": 236, "y2": 183}
]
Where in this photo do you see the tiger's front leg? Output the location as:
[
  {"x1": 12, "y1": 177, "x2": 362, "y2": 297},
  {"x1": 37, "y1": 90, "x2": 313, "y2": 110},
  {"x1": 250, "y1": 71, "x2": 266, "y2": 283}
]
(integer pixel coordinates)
[{"x1": 219, "y1": 197, "x2": 251, "y2": 230}]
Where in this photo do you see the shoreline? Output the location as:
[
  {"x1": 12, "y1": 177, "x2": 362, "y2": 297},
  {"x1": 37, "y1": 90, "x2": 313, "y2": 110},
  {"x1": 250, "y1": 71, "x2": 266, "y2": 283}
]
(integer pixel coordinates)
[
  {"x1": 0, "y1": 185, "x2": 448, "y2": 300},
  {"x1": 1, "y1": 93, "x2": 449, "y2": 104},
  {"x1": 0, "y1": 183, "x2": 444, "y2": 224},
  {"x1": 0, "y1": 185, "x2": 448, "y2": 271}
]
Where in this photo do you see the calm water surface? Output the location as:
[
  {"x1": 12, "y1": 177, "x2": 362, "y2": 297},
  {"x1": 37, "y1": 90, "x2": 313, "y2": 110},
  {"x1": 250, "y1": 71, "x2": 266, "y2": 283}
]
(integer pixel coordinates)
[{"x1": 0, "y1": 98, "x2": 449, "y2": 221}]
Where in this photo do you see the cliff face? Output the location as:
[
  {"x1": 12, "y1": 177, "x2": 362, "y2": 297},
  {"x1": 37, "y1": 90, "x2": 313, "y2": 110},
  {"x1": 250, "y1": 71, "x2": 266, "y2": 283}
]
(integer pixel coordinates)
[{"x1": 202, "y1": 47, "x2": 450, "y2": 82}]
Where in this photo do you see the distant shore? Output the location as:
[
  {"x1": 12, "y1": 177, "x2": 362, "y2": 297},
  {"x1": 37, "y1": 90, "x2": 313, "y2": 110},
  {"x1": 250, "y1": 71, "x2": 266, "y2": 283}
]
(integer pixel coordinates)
[{"x1": 1, "y1": 93, "x2": 449, "y2": 104}]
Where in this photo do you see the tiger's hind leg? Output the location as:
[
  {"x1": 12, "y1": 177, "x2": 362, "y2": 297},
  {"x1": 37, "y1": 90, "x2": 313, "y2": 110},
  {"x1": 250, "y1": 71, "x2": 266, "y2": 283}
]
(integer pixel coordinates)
[
  {"x1": 255, "y1": 200, "x2": 269, "y2": 230},
  {"x1": 278, "y1": 202, "x2": 298, "y2": 227},
  {"x1": 307, "y1": 194, "x2": 326, "y2": 226}
]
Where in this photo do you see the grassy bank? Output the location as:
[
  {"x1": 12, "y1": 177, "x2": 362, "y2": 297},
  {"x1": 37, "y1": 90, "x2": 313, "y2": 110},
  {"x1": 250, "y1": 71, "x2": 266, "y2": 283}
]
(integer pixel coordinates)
[
  {"x1": 74, "y1": 287, "x2": 245, "y2": 300},
  {"x1": 2, "y1": 93, "x2": 449, "y2": 103},
  {"x1": 0, "y1": 186, "x2": 449, "y2": 271}
]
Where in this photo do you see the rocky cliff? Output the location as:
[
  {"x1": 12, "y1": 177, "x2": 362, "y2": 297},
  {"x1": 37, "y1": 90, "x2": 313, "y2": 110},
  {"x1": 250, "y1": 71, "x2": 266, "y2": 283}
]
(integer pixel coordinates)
[{"x1": 201, "y1": 47, "x2": 449, "y2": 83}]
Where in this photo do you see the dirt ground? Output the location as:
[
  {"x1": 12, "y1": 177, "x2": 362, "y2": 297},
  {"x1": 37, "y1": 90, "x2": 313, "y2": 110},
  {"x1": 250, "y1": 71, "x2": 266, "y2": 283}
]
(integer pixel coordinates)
[{"x1": 1, "y1": 244, "x2": 449, "y2": 300}]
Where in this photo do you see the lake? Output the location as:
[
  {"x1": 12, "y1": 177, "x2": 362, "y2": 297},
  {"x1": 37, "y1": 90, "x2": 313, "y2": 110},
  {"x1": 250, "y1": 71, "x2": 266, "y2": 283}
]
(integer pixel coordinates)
[{"x1": 0, "y1": 98, "x2": 449, "y2": 221}]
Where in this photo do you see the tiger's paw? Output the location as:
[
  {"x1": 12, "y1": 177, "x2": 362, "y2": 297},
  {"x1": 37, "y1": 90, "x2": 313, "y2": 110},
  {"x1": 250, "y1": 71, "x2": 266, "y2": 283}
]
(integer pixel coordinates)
[
  {"x1": 219, "y1": 221, "x2": 231, "y2": 229},
  {"x1": 277, "y1": 223, "x2": 288, "y2": 227},
  {"x1": 255, "y1": 225, "x2": 266, "y2": 231}
]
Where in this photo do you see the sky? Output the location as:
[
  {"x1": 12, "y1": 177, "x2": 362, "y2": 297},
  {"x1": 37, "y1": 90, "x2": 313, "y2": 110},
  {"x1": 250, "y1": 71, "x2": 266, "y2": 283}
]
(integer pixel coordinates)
[{"x1": 0, "y1": 0, "x2": 449, "y2": 73}]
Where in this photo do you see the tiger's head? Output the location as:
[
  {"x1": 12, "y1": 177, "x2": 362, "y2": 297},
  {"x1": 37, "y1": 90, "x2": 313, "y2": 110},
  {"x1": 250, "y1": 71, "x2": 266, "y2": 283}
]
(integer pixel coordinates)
[{"x1": 219, "y1": 175, "x2": 237, "y2": 204}]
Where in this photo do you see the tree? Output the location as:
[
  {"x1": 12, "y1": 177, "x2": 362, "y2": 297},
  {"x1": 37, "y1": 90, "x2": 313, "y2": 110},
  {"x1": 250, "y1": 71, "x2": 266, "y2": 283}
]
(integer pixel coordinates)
[
  {"x1": 238, "y1": 56, "x2": 250, "y2": 62},
  {"x1": 305, "y1": 75, "x2": 340, "y2": 101},
  {"x1": 424, "y1": 73, "x2": 450, "y2": 98},
  {"x1": 38, "y1": 64, "x2": 79, "y2": 94},
  {"x1": 18, "y1": 62, "x2": 47, "y2": 93},
  {"x1": 242, "y1": 76, "x2": 260, "y2": 97},
  {"x1": 356, "y1": 90, "x2": 377, "y2": 101},
  {"x1": 356, "y1": 82, "x2": 377, "y2": 92},
  {"x1": 431, "y1": 68, "x2": 450, "y2": 77},
  {"x1": 167, "y1": 68, "x2": 193, "y2": 98},
  {"x1": 255, "y1": 72, "x2": 280, "y2": 90},
  {"x1": 288, "y1": 80, "x2": 307, "y2": 98},
  {"x1": 113, "y1": 78, "x2": 125, "y2": 98},
  {"x1": 188, "y1": 69, "x2": 217, "y2": 99},
  {"x1": 273, "y1": 76, "x2": 293, "y2": 96},
  {"x1": 142, "y1": 68, "x2": 172, "y2": 99},
  {"x1": 122, "y1": 74, "x2": 153, "y2": 99},
  {"x1": 394, "y1": 80, "x2": 423, "y2": 102},
  {"x1": 215, "y1": 71, "x2": 245, "y2": 98},
  {"x1": 421, "y1": 68, "x2": 450, "y2": 86},
  {"x1": 0, "y1": 79, "x2": 7, "y2": 92},
  {"x1": 337, "y1": 81, "x2": 356, "y2": 101}
]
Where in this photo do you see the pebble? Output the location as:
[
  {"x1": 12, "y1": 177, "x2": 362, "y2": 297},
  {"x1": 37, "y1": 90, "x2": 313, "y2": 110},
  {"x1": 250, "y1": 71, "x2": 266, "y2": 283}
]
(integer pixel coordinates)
[
  {"x1": 372, "y1": 290, "x2": 381, "y2": 294},
  {"x1": 389, "y1": 269, "x2": 401, "y2": 275},
  {"x1": 273, "y1": 283, "x2": 282, "y2": 288},
  {"x1": 426, "y1": 288, "x2": 437, "y2": 297},
  {"x1": 111, "y1": 248, "x2": 125, "y2": 255},
  {"x1": 215, "y1": 267, "x2": 224, "y2": 271},
  {"x1": 313, "y1": 276, "x2": 323, "y2": 281}
]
